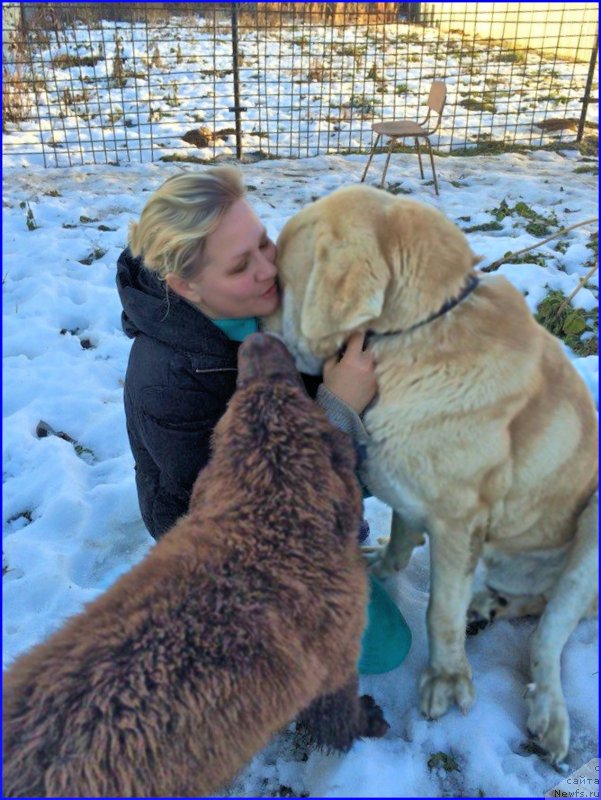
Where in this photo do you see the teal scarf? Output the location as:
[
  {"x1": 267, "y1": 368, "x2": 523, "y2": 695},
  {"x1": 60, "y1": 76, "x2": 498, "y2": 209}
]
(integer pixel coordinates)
[{"x1": 212, "y1": 317, "x2": 259, "y2": 342}]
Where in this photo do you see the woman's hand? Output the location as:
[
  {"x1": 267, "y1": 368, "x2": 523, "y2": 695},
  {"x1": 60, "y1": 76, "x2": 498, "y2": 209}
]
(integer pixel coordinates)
[{"x1": 322, "y1": 332, "x2": 377, "y2": 415}]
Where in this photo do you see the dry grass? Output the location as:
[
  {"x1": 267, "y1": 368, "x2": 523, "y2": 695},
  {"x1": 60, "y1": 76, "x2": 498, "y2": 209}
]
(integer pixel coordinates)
[
  {"x1": 25, "y1": 2, "x2": 399, "y2": 28},
  {"x1": 2, "y1": 64, "x2": 34, "y2": 131}
]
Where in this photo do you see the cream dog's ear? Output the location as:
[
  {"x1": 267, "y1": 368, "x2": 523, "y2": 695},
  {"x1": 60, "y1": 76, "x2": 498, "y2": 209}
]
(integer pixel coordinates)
[{"x1": 300, "y1": 229, "x2": 388, "y2": 341}]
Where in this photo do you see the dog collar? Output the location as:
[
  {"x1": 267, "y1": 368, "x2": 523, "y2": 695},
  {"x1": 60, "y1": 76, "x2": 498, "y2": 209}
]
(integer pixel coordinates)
[{"x1": 366, "y1": 273, "x2": 480, "y2": 344}]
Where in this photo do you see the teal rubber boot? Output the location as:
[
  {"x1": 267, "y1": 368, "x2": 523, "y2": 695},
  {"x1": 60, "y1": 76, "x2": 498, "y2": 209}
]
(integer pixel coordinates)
[{"x1": 358, "y1": 573, "x2": 412, "y2": 675}]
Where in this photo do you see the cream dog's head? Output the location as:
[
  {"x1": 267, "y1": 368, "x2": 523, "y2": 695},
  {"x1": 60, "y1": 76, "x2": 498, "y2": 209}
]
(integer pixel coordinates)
[{"x1": 264, "y1": 185, "x2": 481, "y2": 373}]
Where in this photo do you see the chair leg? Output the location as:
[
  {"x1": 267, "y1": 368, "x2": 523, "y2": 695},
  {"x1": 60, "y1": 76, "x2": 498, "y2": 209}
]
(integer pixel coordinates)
[
  {"x1": 380, "y1": 137, "x2": 395, "y2": 188},
  {"x1": 415, "y1": 137, "x2": 424, "y2": 179},
  {"x1": 361, "y1": 134, "x2": 381, "y2": 183},
  {"x1": 425, "y1": 138, "x2": 439, "y2": 196}
]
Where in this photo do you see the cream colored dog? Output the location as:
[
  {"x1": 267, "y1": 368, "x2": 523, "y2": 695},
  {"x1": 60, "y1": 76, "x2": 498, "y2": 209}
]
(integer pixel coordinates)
[{"x1": 265, "y1": 185, "x2": 598, "y2": 765}]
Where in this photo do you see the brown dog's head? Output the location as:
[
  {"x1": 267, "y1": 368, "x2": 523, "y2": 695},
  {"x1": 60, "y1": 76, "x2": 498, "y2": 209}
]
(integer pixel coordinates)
[
  {"x1": 206, "y1": 333, "x2": 361, "y2": 519},
  {"x1": 236, "y1": 331, "x2": 304, "y2": 391},
  {"x1": 264, "y1": 185, "x2": 481, "y2": 372}
]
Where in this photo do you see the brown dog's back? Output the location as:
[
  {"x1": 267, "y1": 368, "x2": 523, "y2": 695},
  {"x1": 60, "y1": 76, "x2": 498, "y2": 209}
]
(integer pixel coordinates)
[{"x1": 3, "y1": 334, "x2": 373, "y2": 797}]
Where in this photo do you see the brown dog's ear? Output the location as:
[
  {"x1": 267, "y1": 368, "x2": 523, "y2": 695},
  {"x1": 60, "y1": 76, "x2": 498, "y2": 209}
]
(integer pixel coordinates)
[{"x1": 300, "y1": 229, "x2": 389, "y2": 341}]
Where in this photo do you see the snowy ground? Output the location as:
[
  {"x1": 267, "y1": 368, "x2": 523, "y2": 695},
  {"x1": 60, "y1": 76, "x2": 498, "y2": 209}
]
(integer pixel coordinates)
[
  {"x1": 2, "y1": 147, "x2": 598, "y2": 797},
  {"x1": 3, "y1": 13, "x2": 598, "y2": 167}
]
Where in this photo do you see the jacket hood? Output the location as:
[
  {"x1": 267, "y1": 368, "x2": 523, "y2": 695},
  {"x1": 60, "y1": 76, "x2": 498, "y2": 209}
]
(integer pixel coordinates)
[{"x1": 116, "y1": 248, "x2": 235, "y2": 357}]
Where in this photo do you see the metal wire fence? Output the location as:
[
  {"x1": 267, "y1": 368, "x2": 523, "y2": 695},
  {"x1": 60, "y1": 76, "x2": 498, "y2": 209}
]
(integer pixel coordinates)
[{"x1": 2, "y1": 2, "x2": 598, "y2": 167}]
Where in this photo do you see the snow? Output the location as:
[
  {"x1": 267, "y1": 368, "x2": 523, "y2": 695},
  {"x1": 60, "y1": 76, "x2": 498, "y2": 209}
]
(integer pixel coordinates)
[{"x1": 2, "y1": 146, "x2": 598, "y2": 797}]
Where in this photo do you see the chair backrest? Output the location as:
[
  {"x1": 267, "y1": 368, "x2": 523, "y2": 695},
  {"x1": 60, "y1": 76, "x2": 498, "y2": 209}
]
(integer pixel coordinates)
[{"x1": 428, "y1": 81, "x2": 447, "y2": 116}]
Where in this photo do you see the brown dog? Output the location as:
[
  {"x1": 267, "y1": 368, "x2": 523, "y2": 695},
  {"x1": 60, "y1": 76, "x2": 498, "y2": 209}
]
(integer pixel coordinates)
[
  {"x1": 265, "y1": 185, "x2": 598, "y2": 765},
  {"x1": 3, "y1": 333, "x2": 388, "y2": 798}
]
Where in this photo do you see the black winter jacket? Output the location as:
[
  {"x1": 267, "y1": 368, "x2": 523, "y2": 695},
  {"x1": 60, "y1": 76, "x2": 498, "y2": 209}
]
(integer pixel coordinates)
[{"x1": 116, "y1": 248, "x2": 320, "y2": 539}]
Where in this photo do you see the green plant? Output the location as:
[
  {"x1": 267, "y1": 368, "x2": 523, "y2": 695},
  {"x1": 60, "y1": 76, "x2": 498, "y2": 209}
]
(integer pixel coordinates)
[
  {"x1": 336, "y1": 44, "x2": 359, "y2": 57},
  {"x1": 578, "y1": 135, "x2": 598, "y2": 157},
  {"x1": 345, "y1": 94, "x2": 374, "y2": 116},
  {"x1": 586, "y1": 231, "x2": 598, "y2": 261},
  {"x1": 497, "y1": 50, "x2": 527, "y2": 64},
  {"x1": 387, "y1": 182, "x2": 413, "y2": 195},
  {"x1": 75, "y1": 444, "x2": 95, "y2": 458},
  {"x1": 19, "y1": 201, "x2": 38, "y2": 231},
  {"x1": 536, "y1": 289, "x2": 598, "y2": 356},
  {"x1": 462, "y1": 221, "x2": 503, "y2": 233},
  {"x1": 159, "y1": 153, "x2": 213, "y2": 164},
  {"x1": 78, "y1": 247, "x2": 107, "y2": 265},
  {"x1": 427, "y1": 752, "x2": 460, "y2": 772},
  {"x1": 505, "y1": 251, "x2": 548, "y2": 266},
  {"x1": 554, "y1": 240, "x2": 569, "y2": 254},
  {"x1": 490, "y1": 199, "x2": 558, "y2": 236},
  {"x1": 459, "y1": 96, "x2": 497, "y2": 113},
  {"x1": 538, "y1": 94, "x2": 570, "y2": 104},
  {"x1": 398, "y1": 32, "x2": 422, "y2": 45}
]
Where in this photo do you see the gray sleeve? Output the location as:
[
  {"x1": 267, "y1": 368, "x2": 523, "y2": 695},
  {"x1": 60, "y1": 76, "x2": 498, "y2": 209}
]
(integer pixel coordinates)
[
  {"x1": 316, "y1": 384, "x2": 370, "y2": 450},
  {"x1": 316, "y1": 385, "x2": 373, "y2": 495}
]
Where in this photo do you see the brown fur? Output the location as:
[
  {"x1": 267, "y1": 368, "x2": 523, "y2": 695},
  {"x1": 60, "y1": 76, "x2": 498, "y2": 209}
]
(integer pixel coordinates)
[
  {"x1": 3, "y1": 334, "x2": 387, "y2": 798},
  {"x1": 266, "y1": 185, "x2": 598, "y2": 764}
]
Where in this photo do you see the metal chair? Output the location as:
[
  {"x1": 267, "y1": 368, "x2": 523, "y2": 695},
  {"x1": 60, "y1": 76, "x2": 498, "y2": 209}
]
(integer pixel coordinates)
[{"x1": 361, "y1": 81, "x2": 447, "y2": 195}]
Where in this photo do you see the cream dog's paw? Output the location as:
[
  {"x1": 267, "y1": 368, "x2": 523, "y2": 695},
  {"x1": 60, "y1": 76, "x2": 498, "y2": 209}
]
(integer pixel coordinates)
[
  {"x1": 468, "y1": 589, "x2": 499, "y2": 620},
  {"x1": 525, "y1": 683, "x2": 570, "y2": 765},
  {"x1": 466, "y1": 588, "x2": 503, "y2": 635},
  {"x1": 360, "y1": 536, "x2": 390, "y2": 562},
  {"x1": 361, "y1": 538, "x2": 413, "y2": 577},
  {"x1": 361, "y1": 537, "x2": 399, "y2": 576},
  {"x1": 419, "y1": 667, "x2": 475, "y2": 719}
]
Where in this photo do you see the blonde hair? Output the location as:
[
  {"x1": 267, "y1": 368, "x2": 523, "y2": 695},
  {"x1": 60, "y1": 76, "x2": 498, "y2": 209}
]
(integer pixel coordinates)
[{"x1": 128, "y1": 166, "x2": 246, "y2": 279}]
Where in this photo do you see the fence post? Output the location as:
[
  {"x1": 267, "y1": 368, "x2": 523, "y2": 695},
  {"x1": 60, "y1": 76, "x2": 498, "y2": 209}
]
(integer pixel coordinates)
[
  {"x1": 407, "y1": 3, "x2": 421, "y2": 23},
  {"x1": 577, "y1": 28, "x2": 598, "y2": 143},
  {"x1": 230, "y1": 2, "x2": 243, "y2": 159}
]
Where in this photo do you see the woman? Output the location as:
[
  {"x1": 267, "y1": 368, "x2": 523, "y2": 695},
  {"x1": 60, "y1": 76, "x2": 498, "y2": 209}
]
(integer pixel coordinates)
[{"x1": 116, "y1": 166, "x2": 410, "y2": 673}]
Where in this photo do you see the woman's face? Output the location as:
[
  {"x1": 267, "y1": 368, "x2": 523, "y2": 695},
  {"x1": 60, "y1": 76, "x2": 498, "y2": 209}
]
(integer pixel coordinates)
[{"x1": 186, "y1": 199, "x2": 280, "y2": 319}]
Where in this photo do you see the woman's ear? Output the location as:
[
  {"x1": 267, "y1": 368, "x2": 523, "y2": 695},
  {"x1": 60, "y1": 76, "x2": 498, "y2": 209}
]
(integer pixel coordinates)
[{"x1": 165, "y1": 272, "x2": 202, "y2": 304}]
